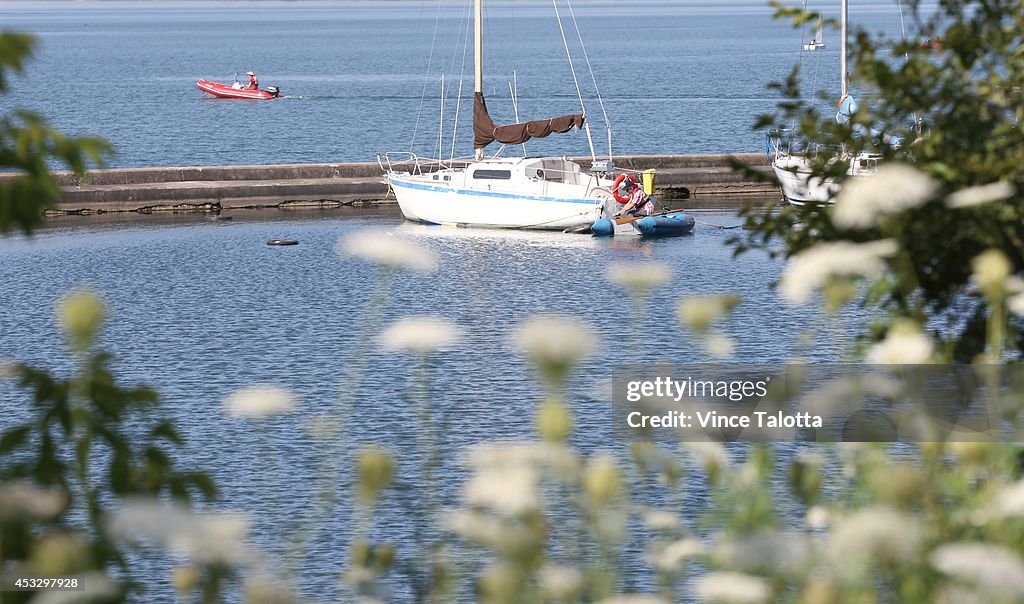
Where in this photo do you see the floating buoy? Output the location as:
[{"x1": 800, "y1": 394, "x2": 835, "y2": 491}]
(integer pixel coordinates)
[
  {"x1": 591, "y1": 218, "x2": 615, "y2": 237},
  {"x1": 267, "y1": 239, "x2": 299, "y2": 246}
]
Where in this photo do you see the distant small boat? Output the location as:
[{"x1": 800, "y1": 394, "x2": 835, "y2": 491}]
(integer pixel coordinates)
[
  {"x1": 591, "y1": 211, "x2": 695, "y2": 237},
  {"x1": 803, "y1": 17, "x2": 826, "y2": 51},
  {"x1": 196, "y1": 79, "x2": 281, "y2": 100}
]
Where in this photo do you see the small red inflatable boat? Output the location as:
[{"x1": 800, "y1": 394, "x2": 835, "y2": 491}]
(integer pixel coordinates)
[{"x1": 196, "y1": 79, "x2": 281, "y2": 100}]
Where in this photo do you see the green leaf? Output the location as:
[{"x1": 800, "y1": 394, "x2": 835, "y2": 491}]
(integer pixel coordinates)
[{"x1": 0, "y1": 425, "x2": 30, "y2": 454}]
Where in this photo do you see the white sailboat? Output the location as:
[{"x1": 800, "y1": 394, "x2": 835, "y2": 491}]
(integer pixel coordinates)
[
  {"x1": 803, "y1": 18, "x2": 826, "y2": 51},
  {"x1": 770, "y1": 0, "x2": 880, "y2": 206},
  {"x1": 379, "y1": 0, "x2": 617, "y2": 230}
]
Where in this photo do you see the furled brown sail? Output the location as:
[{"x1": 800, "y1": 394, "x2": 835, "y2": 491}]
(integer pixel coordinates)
[{"x1": 473, "y1": 92, "x2": 585, "y2": 149}]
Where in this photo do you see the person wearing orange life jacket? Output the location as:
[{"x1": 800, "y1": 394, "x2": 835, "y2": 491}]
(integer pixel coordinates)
[
  {"x1": 614, "y1": 177, "x2": 655, "y2": 218},
  {"x1": 246, "y1": 71, "x2": 259, "y2": 90}
]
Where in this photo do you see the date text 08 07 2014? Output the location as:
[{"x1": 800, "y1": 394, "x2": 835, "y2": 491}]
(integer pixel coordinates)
[{"x1": 0, "y1": 576, "x2": 84, "y2": 592}]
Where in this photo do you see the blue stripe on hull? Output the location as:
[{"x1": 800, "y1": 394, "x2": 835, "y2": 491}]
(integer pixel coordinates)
[{"x1": 390, "y1": 177, "x2": 600, "y2": 205}]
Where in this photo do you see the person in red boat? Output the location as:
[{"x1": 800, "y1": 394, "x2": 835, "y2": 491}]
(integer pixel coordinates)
[{"x1": 246, "y1": 71, "x2": 259, "y2": 90}]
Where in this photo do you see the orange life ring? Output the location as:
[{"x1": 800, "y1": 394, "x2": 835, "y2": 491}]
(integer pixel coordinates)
[{"x1": 612, "y1": 174, "x2": 639, "y2": 203}]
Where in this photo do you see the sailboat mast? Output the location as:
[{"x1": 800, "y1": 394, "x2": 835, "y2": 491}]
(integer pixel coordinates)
[
  {"x1": 474, "y1": 0, "x2": 484, "y2": 159},
  {"x1": 840, "y1": 0, "x2": 848, "y2": 97}
]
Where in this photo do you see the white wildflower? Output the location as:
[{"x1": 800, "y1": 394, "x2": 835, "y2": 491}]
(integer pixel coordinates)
[
  {"x1": 467, "y1": 442, "x2": 579, "y2": 482},
  {"x1": 866, "y1": 320, "x2": 934, "y2": 364},
  {"x1": 684, "y1": 441, "x2": 729, "y2": 474},
  {"x1": 243, "y1": 574, "x2": 296, "y2": 604},
  {"x1": 464, "y1": 466, "x2": 538, "y2": 516},
  {"x1": 833, "y1": 163, "x2": 938, "y2": 228},
  {"x1": 649, "y1": 538, "x2": 703, "y2": 572},
  {"x1": 705, "y1": 334, "x2": 736, "y2": 358},
  {"x1": 829, "y1": 507, "x2": 922, "y2": 572},
  {"x1": 946, "y1": 181, "x2": 1016, "y2": 208},
  {"x1": 223, "y1": 385, "x2": 297, "y2": 419},
  {"x1": 175, "y1": 514, "x2": 251, "y2": 566},
  {"x1": 337, "y1": 230, "x2": 438, "y2": 273},
  {"x1": 606, "y1": 262, "x2": 671, "y2": 292},
  {"x1": 641, "y1": 509, "x2": 681, "y2": 532},
  {"x1": 715, "y1": 531, "x2": 809, "y2": 575},
  {"x1": 1011, "y1": 292, "x2": 1024, "y2": 317},
  {"x1": 443, "y1": 511, "x2": 508, "y2": 546},
  {"x1": 934, "y1": 585, "x2": 987, "y2": 604},
  {"x1": 379, "y1": 316, "x2": 461, "y2": 353},
  {"x1": 539, "y1": 564, "x2": 584, "y2": 600},
  {"x1": 676, "y1": 294, "x2": 741, "y2": 333},
  {"x1": 799, "y1": 373, "x2": 901, "y2": 418},
  {"x1": 986, "y1": 480, "x2": 1024, "y2": 519},
  {"x1": 695, "y1": 571, "x2": 770, "y2": 603},
  {"x1": 108, "y1": 499, "x2": 253, "y2": 565},
  {"x1": 779, "y1": 239, "x2": 898, "y2": 304},
  {"x1": 931, "y1": 543, "x2": 1024, "y2": 597},
  {"x1": 806, "y1": 505, "x2": 830, "y2": 529},
  {"x1": 0, "y1": 481, "x2": 67, "y2": 520},
  {"x1": 512, "y1": 315, "x2": 597, "y2": 369},
  {"x1": 466, "y1": 442, "x2": 548, "y2": 469}
]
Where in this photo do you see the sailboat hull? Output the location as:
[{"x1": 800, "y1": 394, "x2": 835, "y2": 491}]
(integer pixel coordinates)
[
  {"x1": 390, "y1": 176, "x2": 605, "y2": 230},
  {"x1": 386, "y1": 157, "x2": 612, "y2": 230},
  {"x1": 773, "y1": 155, "x2": 839, "y2": 206},
  {"x1": 773, "y1": 153, "x2": 881, "y2": 206}
]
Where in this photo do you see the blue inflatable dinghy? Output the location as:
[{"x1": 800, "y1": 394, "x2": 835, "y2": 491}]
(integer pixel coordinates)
[{"x1": 592, "y1": 212, "x2": 695, "y2": 237}]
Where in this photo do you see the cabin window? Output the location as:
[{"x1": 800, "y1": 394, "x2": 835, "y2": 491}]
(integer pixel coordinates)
[{"x1": 472, "y1": 169, "x2": 512, "y2": 180}]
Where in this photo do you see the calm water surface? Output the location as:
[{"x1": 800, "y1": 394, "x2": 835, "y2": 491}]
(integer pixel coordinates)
[{"x1": 1, "y1": 0, "x2": 920, "y2": 167}]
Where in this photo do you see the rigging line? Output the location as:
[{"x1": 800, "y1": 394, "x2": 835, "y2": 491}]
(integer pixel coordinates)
[
  {"x1": 565, "y1": 0, "x2": 612, "y2": 160},
  {"x1": 785, "y1": 0, "x2": 810, "y2": 133},
  {"x1": 551, "y1": 0, "x2": 596, "y2": 162},
  {"x1": 450, "y1": 4, "x2": 472, "y2": 163},
  {"x1": 447, "y1": 0, "x2": 470, "y2": 78},
  {"x1": 411, "y1": 0, "x2": 445, "y2": 152},
  {"x1": 511, "y1": 73, "x2": 527, "y2": 156},
  {"x1": 438, "y1": 75, "x2": 445, "y2": 163},
  {"x1": 550, "y1": 0, "x2": 586, "y2": 117}
]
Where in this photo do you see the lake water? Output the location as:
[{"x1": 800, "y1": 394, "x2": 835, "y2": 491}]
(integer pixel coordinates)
[
  {"x1": 0, "y1": 0, "x2": 902, "y2": 600},
  {"x1": 1, "y1": 0, "x2": 920, "y2": 167}
]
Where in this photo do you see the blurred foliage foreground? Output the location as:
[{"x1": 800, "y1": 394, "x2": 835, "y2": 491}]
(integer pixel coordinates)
[{"x1": 4, "y1": 2, "x2": 1024, "y2": 602}]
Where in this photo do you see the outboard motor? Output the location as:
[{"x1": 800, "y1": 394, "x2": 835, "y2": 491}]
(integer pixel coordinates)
[{"x1": 266, "y1": 86, "x2": 281, "y2": 98}]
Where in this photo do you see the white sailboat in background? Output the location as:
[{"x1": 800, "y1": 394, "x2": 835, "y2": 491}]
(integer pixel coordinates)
[
  {"x1": 379, "y1": 0, "x2": 618, "y2": 230},
  {"x1": 770, "y1": 0, "x2": 881, "y2": 206},
  {"x1": 803, "y1": 18, "x2": 826, "y2": 50}
]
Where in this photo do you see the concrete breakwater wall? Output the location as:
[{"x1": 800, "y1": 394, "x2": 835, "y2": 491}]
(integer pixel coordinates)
[{"x1": 0, "y1": 154, "x2": 776, "y2": 215}]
